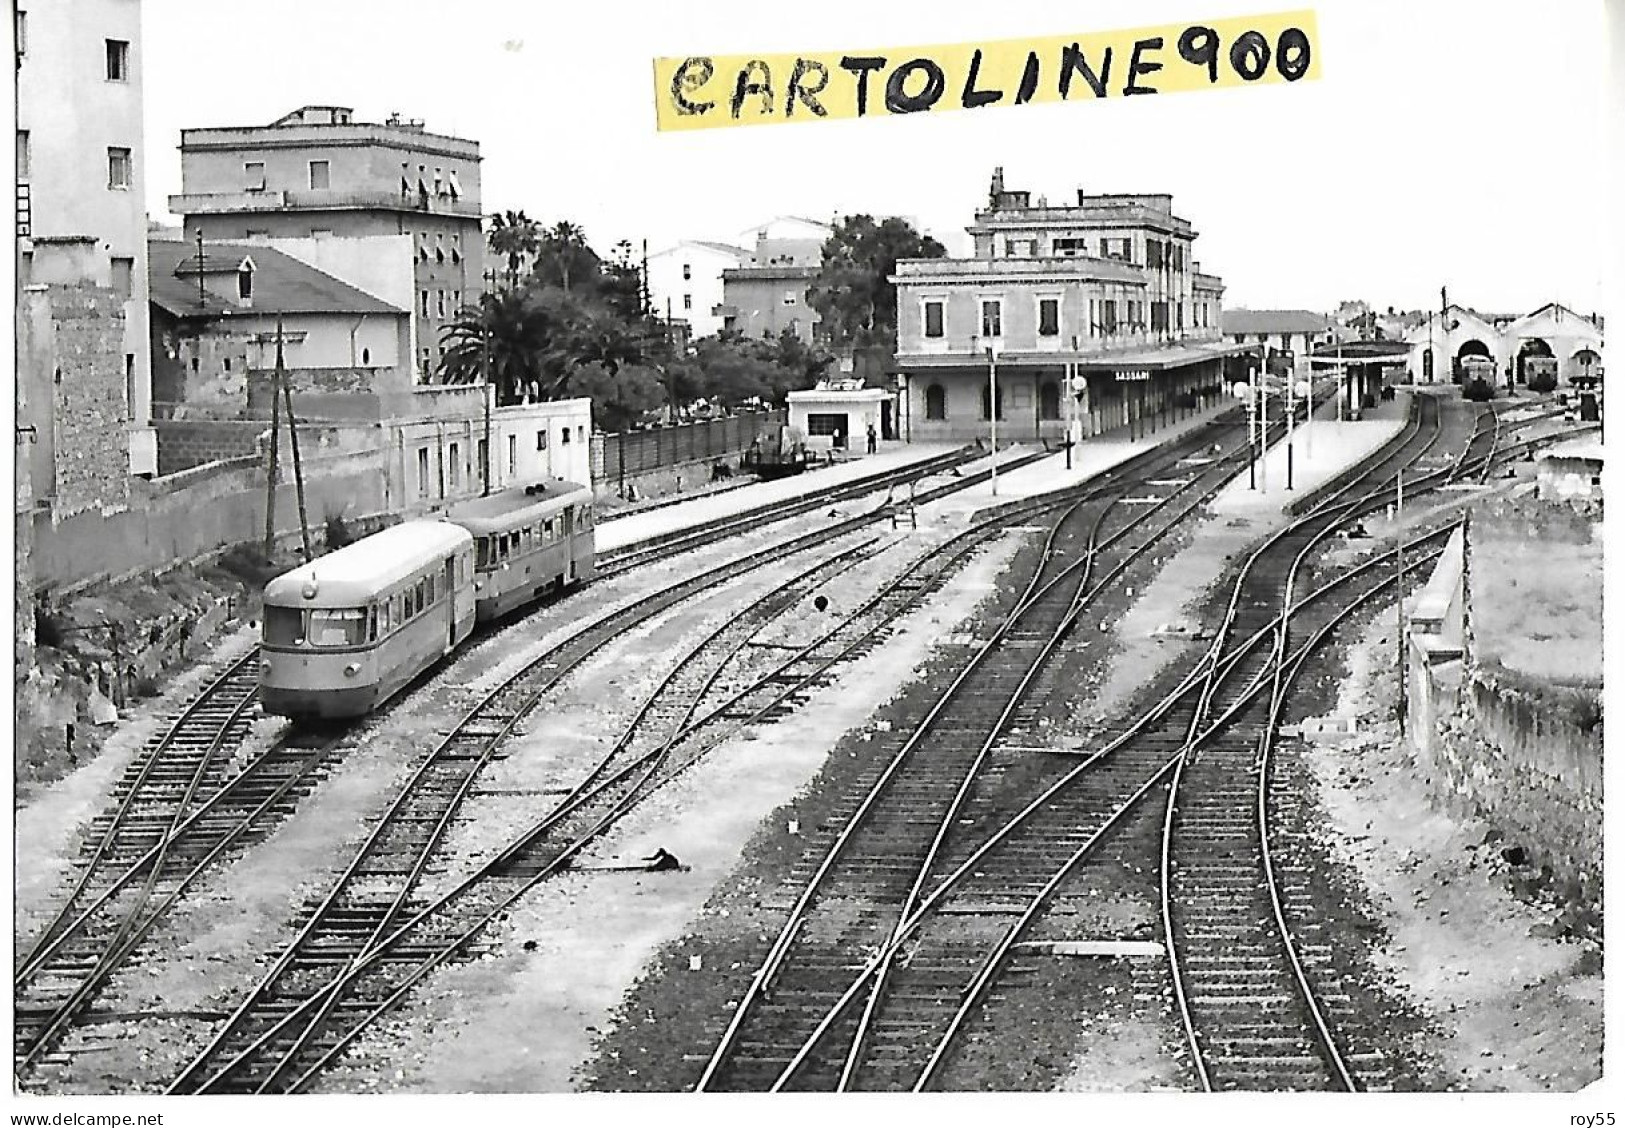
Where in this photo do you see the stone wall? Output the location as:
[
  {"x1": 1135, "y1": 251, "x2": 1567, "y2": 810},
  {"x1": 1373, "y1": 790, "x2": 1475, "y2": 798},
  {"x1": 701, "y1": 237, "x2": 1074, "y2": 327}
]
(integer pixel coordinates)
[
  {"x1": 154, "y1": 419, "x2": 267, "y2": 475},
  {"x1": 1429, "y1": 667, "x2": 1602, "y2": 904},
  {"x1": 1406, "y1": 514, "x2": 1604, "y2": 910},
  {"x1": 20, "y1": 283, "x2": 131, "y2": 518}
]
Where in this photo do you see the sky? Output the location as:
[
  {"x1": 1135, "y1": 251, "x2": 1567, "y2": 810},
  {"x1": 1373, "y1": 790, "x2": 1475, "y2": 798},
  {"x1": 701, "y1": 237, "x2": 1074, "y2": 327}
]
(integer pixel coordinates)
[{"x1": 139, "y1": 0, "x2": 1614, "y2": 316}]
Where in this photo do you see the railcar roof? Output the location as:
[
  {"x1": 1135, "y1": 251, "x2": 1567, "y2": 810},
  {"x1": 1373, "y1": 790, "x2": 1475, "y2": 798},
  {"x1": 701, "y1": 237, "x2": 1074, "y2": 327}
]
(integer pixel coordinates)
[
  {"x1": 447, "y1": 479, "x2": 592, "y2": 532},
  {"x1": 264, "y1": 521, "x2": 471, "y2": 605}
]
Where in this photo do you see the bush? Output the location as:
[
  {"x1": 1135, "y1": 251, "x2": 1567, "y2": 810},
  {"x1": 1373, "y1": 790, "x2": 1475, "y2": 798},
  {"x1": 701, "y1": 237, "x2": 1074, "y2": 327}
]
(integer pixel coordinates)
[
  {"x1": 217, "y1": 543, "x2": 280, "y2": 588},
  {"x1": 1463, "y1": 378, "x2": 1495, "y2": 402}
]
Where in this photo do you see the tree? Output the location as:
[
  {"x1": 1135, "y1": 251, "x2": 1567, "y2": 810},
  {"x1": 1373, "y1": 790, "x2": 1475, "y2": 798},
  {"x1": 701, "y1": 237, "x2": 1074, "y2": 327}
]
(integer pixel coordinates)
[
  {"x1": 488, "y1": 210, "x2": 541, "y2": 286},
  {"x1": 536, "y1": 221, "x2": 595, "y2": 294},
  {"x1": 807, "y1": 215, "x2": 946, "y2": 351}
]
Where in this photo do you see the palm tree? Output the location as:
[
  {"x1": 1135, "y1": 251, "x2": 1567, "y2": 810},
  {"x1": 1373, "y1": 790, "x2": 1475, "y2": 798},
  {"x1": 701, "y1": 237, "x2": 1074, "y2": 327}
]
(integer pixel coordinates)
[
  {"x1": 438, "y1": 289, "x2": 552, "y2": 402},
  {"x1": 487, "y1": 210, "x2": 541, "y2": 288},
  {"x1": 543, "y1": 221, "x2": 590, "y2": 294}
]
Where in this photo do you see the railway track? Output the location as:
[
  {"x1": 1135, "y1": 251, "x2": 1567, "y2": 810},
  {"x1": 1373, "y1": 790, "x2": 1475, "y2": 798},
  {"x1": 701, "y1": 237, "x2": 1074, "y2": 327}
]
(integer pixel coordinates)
[
  {"x1": 679, "y1": 393, "x2": 1481, "y2": 1092},
  {"x1": 689, "y1": 403, "x2": 1309, "y2": 1092},
  {"x1": 164, "y1": 406, "x2": 1287, "y2": 1093},
  {"x1": 11, "y1": 434, "x2": 1059, "y2": 1082}
]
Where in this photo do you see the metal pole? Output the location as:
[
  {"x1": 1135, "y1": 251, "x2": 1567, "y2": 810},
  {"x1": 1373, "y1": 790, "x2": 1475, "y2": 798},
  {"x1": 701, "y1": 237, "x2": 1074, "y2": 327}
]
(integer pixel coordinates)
[
  {"x1": 481, "y1": 322, "x2": 493, "y2": 495},
  {"x1": 1259, "y1": 373, "x2": 1268, "y2": 493},
  {"x1": 988, "y1": 346, "x2": 998, "y2": 497},
  {"x1": 1286, "y1": 362, "x2": 1295, "y2": 490},
  {"x1": 1397, "y1": 526, "x2": 1407, "y2": 736},
  {"x1": 1336, "y1": 332, "x2": 1344, "y2": 421},
  {"x1": 1248, "y1": 363, "x2": 1257, "y2": 491}
]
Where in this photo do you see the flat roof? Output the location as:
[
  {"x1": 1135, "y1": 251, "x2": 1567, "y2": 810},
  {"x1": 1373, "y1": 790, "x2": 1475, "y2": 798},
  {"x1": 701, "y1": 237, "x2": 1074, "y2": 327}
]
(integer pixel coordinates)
[
  {"x1": 446, "y1": 479, "x2": 591, "y2": 532},
  {"x1": 265, "y1": 521, "x2": 470, "y2": 605}
]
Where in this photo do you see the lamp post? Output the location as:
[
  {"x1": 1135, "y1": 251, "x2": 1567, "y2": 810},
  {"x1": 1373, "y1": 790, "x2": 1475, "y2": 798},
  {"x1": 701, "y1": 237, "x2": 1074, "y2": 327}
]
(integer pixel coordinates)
[
  {"x1": 987, "y1": 342, "x2": 999, "y2": 497},
  {"x1": 1286, "y1": 357, "x2": 1295, "y2": 491},
  {"x1": 1248, "y1": 360, "x2": 1258, "y2": 491}
]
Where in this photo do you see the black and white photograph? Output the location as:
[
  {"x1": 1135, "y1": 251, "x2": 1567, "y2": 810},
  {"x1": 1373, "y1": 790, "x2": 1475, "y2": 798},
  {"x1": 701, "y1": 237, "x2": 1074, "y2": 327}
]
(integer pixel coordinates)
[{"x1": 7, "y1": 0, "x2": 1614, "y2": 1117}]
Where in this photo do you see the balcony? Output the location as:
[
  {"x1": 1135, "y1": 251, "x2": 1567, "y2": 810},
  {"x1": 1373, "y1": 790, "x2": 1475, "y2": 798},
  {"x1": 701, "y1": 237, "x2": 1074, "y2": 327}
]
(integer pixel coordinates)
[
  {"x1": 169, "y1": 187, "x2": 481, "y2": 219},
  {"x1": 892, "y1": 256, "x2": 1143, "y2": 285}
]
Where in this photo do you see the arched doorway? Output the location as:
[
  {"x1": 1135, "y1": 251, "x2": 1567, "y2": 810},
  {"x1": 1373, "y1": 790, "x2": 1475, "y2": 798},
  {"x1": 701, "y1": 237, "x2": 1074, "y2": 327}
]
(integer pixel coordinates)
[
  {"x1": 1516, "y1": 338, "x2": 1554, "y2": 385},
  {"x1": 1453, "y1": 339, "x2": 1492, "y2": 385}
]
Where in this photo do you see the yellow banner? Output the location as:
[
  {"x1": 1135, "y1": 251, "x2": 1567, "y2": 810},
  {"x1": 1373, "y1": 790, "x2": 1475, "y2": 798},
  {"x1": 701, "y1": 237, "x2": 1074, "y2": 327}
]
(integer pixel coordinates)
[{"x1": 654, "y1": 10, "x2": 1320, "y2": 131}]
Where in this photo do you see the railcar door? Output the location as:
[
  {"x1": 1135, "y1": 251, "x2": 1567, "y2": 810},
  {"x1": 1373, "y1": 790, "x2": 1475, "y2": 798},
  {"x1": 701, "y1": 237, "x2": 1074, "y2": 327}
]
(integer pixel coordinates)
[{"x1": 444, "y1": 556, "x2": 458, "y2": 650}]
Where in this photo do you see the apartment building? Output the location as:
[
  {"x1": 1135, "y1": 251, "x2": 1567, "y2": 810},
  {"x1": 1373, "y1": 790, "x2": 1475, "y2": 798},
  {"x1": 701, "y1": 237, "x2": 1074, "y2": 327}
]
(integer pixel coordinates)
[{"x1": 168, "y1": 106, "x2": 484, "y2": 379}]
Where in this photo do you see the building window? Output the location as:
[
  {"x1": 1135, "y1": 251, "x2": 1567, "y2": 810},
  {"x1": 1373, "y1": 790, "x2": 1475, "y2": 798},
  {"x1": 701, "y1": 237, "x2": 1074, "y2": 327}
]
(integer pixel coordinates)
[
  {"x1": 561, "y1": 427, "x2": 573, "y2": 444},
  {"x1": 924, "y1": 301, "x2": 944, "y2": 339},
  {"x1": 980, "y1": 300, "x2": 1002, "y2": 338},
  {"x1": 14, "y1": 10, "x2": 25, "y2": 59},
  {"x1": 111, "y1": 257, "x2": 133, "y2": 298},
  {"x1": 782, "y1": 290, "x2": 797, "y2": 306},
  {"x1": 307, "y1": 160, "x2": 329, "y2": 189},
  {"x1": 243, "y1": 161, "x2": 266, "y2": 190},
  {"x1": 536, "y1": 430, "x2": 547, "y2": 451},
  {"x1": 1039, "y1": 381, "x2": 1061, "y2": 421},
  {"x1": 508, "y1": 434, "x2": 518, "y2": 473},
  {"x1": 361, "y1": 347, "x2": 371, "y2": 365},
  {"x1": 310, "y1": 228, "x2": 331, "y2": 240},
  {"x1": 1038, "y1": 298, "x2": 1060, "y2": 337},
  {"x1": 417, "y1": 447, "x2": 430, "y2": 496},
  {"x1": 980, "y1": 384, "x2": 1005, "y2": 421},
  {"x1": 105, "y1": 39, "x2": 129, "y2": 82},
  {"x1": 15, "y1": 130, "x2": 28, "y2": 179},
  {"x1": 107, "y1": 147, "x2": 132, "y2": 190},
  {"x1": 451, "y1": 235, "x2": 461, "y2": 264},
  {"x1": 448, "y1": 441, "x2": 461, "y2": 488},
  {"x1": 238, "y1": 265, "x2": 254, "y2": 300},
  {"x1": 125, "y1": 354, "x2": 136, "y2": 421},
  {"x1": 682, "y1": 263, "x2": 692, "y2": 281},
  {"x1": 435, "y1": 234, "x2": 446, "y2": 263},
  {"x1": 683, "y1": 294, "x2": 692, "y2": 310},
  {"x1": 436, "y1": 290, "x2": 447, "y2": 318},
  {"x1": 1100, "y1": 300, "x2": 1118, "y2": 335},
  {"x1": 1053, "y1": 237, "x2": 1087, "y2": 257},
  {"x1": 925, "y1": 383, "x2": 947, "y2": 420},
  {"x1": 421, "y1": 290, "x2": 431, "y2": 317},
  {"x1": 1099, "y1": 237, "x2": 1132, "y2": 262}
]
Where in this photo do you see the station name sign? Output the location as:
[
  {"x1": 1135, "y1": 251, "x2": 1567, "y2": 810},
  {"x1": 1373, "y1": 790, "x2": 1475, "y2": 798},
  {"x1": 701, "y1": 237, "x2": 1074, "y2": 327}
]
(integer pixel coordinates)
[{"x1": 653, "y1": 10, "x2": 1320, "y2": 131}]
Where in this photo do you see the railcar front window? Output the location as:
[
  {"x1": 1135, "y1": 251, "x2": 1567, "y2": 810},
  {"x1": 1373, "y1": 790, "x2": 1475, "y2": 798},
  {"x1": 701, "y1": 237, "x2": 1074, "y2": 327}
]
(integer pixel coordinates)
[
  {"x1": 476, "y1": 537, "x2": 491, "y2": 569},
  {"x1": 264, "y1": 606, "x2": 305, "y2": 646},
  {"x1": 308, "y1": 609, "x2": 366, "y2": 647}
]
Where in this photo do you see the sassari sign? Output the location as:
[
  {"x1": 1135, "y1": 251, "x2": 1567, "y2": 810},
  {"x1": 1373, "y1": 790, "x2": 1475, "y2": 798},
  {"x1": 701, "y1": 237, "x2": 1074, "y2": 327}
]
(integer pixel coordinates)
[{"x1": 654, "y1": 10, "x2": 1320, "y2": 131}]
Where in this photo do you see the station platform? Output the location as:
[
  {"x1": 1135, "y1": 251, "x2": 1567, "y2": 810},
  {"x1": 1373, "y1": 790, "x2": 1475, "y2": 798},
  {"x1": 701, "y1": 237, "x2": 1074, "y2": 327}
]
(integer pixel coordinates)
[
  {"x1": 928, "y1": 397, "x2": 1241, "y2": 518},
  {"x1": 595, "y1": 443, "x2": 966, "y2": 554},
  {"x1": 1209, "y1": 395, "x2": 1411, "y2": 514}
]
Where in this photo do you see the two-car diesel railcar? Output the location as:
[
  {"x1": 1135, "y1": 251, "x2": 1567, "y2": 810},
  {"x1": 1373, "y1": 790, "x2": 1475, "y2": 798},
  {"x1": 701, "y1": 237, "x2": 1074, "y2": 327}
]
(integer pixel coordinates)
[
  {"x1": 445, "y1": 479, "x2": 595, "y2": 621},
  {"x1": 260, "y1": 521, "x2": 477, "y2": 720}
]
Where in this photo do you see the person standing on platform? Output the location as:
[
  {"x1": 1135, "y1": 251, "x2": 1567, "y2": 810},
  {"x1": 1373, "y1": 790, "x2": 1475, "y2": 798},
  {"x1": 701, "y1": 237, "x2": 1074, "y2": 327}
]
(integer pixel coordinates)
[{"x1": 866, "y1": 421, "x2": 878, "y2": 454}]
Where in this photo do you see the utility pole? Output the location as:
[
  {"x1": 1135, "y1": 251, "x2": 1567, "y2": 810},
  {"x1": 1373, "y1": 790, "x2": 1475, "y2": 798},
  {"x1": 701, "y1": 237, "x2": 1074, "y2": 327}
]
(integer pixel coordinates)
[
  {"x1": 262, "y1": 342, "x2": 283, "y2": 561},
  {"x1": 277, "y1": 321, "x2": 312, "y2": 561}
]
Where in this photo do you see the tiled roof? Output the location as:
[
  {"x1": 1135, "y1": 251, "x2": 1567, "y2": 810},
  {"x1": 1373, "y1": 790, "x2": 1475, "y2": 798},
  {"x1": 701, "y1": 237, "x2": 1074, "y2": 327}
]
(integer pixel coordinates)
[
  {"x1": 1221, "y1": 309, "x2": 1335, "y2": 335},
  {"x1": 150, "y1": 241, "x2": 402, "y2": 318}
]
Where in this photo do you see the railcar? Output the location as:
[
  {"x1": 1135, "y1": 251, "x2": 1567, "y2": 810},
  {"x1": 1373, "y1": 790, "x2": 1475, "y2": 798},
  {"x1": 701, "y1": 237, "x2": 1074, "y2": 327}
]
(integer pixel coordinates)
[
  {"x1": 742, "y1": 421, "x2": 812, "y2": 479},
  {"x1": 260, "y1": 521, "x2": 477, "y2": 720},
  {"x1": 446, "y1": 479, "x2": 595, "y2": 622}
]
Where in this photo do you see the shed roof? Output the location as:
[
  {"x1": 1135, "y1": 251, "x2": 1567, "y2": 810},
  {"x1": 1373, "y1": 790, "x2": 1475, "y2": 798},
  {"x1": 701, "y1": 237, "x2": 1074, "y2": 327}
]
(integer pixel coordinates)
[{"x1": 1221, "y1": 309, "x2": 1336, "y2": 336}]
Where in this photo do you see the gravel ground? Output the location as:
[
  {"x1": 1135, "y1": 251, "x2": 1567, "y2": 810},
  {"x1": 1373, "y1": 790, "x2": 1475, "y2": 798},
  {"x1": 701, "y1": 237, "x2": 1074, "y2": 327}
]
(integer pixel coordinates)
[
  {"x1": 314, "y1": 527, "x2": 1029, "y2": 1093},
  {"x1": 1301, "y1": 609, "x2": 1603, "y2": 1091}
]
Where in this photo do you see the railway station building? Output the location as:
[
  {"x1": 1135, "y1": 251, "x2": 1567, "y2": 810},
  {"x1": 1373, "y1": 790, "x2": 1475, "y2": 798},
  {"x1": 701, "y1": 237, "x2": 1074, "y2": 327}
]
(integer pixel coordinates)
[{"x1": 890, "y1": 171, "x2": 1252, "y2": 445}]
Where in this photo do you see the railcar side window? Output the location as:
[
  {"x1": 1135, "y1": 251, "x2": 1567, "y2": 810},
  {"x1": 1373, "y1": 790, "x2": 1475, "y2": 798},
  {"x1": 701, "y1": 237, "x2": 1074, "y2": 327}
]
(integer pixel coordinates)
[
  {"x1": 476, "y1": 537, "x2": 491, "y2": 569},
  {"x1": 264, "y1": 606, "x2": 305, "y2": 645},
  {"x1": 563, "y1": 508, "x2": 574, "y2": 535},
  {"x1": 544, "y1": 518, "x2": 554, "y2": 541},
  {"x1": 308, "y1": 609, "x2": 365, "y2": 647},
  {"x1": 367, "y1": 606, "x2": 379, "y2": 642}
]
